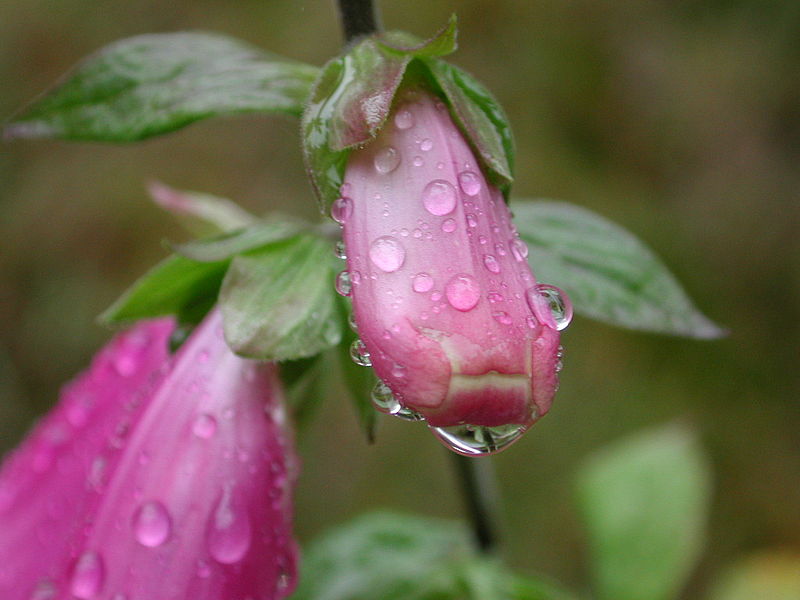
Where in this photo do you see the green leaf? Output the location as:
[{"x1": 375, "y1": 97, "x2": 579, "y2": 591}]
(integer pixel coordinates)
[
  {"x1": 147, "y1": 181, "x2": 256, "y2": 237},
  {"x1": 219, "y1": 233, "x2": 342, "y2": 360},
  {"x1": 303, "y1": 39, "x2": 410, "y2": 212},
  {"x1": 378, "y1": 14, "x2": 459, "y2": 58},
  {"x1": 336, "y1": 296, "x2": 378, "y2": 442},
  {"x1": 280, "y1": 355, "x2": 326, "y2": 432},
  {"x1": 100, "y1": 253, "x2": 228, "y2": 325},
  {"x1": 514, "y1": 200, "x2": 725, "y2": 338},
  {"x1": 575, "y1": 425, "x2": 712, "y2": 600},
  {"x1": 173, "y1": 220, "x2": 303, "y2": 262},
  {"x1": 5, "y1": 32, "x2": 319, "y2": 142},
  {"x1": 708, "y1": 552, "x2": 800, "y2": 600},
  {"x1": 424, "y1": 59, "x2": 515, "y2": 194}
]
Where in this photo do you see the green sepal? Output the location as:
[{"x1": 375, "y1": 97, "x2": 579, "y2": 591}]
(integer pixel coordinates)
[
  {"x1": 5, "y1": 32, "x2": 319, "y2": 142},
  {"x1": 514, "y1": 199, "x2": 725, "y2": 338},
  {"x1": 99, "y1": 253, "x2": 228, "y2": 326},
  {"x1": 219, "y1": 233, "x2": 342, "y2": 361},
  {"x1": 377, "y1": 14, "x2": 458, "y2": 58}
]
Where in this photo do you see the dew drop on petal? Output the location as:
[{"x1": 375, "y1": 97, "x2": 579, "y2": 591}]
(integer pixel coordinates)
[
  {"x1": 394, "y1": 109, "x2": 414, "y2": 129},
  {"x1": 458, "y1": 171, "x2": 481, "y2": 196},
  {"x1": 492, "y1": 311, "x2": 513, "y2": 325},
  {"x1": 466, "y1": 214, "x2": 478, "y2": 228},
  {"x1": 133, "y1": 501, "x2": 172, "y2": 548},
  {"x1": 330, "y1": 197, "x2": 353, "y2": 225},
  {"x1": 483, "y1": 254, "x2": 501, "y2": 274},
  {"x1": 487, "y1": 291, "x2": 504, "y2": 303},
  {"x1": 422, "y1": 180, "x2": 457, "y2": 216},
  {"x1": 29, "y1": 580, "x2": 57, "y2": 600},
  {"x1": 445, "y1": 274, "x2": 481, "y2": 312},
  {"x1": 373, "y1": 146, "x2": 400, "y2": 174},
  {"x1": 441, "y1": 218, "x2": 457, "y2": 233},
  {"x1": 192, "y1": 413, "x2": 217, "y2": 439},
  {"x1": 206, "y1": 486, "x2": 252, "y2": 564},
  {"x1": 335, "y1": 270, "x2": 352, "y2": 296},
  {"x1": 431, "y1": 424, "x2": 526, "y2": 456},
  {"x1": 420, "y1": 138, "x2": 433, "y2": 151},
  {"x1": 510, "y1": 238, "x2": 529, "y2": 262},
  {"x1": 371, "y1": 381, "x2": 401, "y2": 414},
  {"x1": 495, "y1": 242, "x2": 507, "y2": 257},
  {"x1": 70, "y1": 551, "x2": 104, "y2": 599},
  {"x1": 349, "y1": 339, "x2": 372, "y2": 367},
  {"x1": 369, "y1": 236, "x2": 405, "y2": 272},
  {"x1": 412, "y1": 156, "x2": 424, "y2": 167},
  {"x1": 333, "y1": 241, "x2": 346, "y2": 259},
  {"x1": 412, "y1": 272, "x2": 434, "y2": 293}
]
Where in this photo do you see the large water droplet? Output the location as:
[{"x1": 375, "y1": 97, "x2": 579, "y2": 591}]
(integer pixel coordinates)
[
  {"x1": 373, "y1": 146, "x2": 400, "y2": 174},
  {"x1": 422, "y1": 180, "x2": 457, "y2": 216},
  {"x1": 420, "y1": 138, "x2": 433, "y2": 151},
  {"x1": 192, "y1": 413, "x2": 217, "y2": 439},
  {"x1": 431, "y1": 423, "x2": 526, "y2": 455},
  {"x1": 70, "y1": 551, "x2": 104, "y2": 599},
  {"x1": 349, "y1": 339, "x2": 372, "y2": 367},
  {"x1": 335, "y1": 270, "x2": 352, "y2": 296},
  {"x1": 510, "y1": 238, "x2": 529, "y2": 262},
  {"x1": 483, "y1": 254, "x2": 501, "y2": 274},
  {"x1": 394, "y1": 109, "x2": 414, "y2": 130},
  {"x1": 533, "y1": 284, "x2": 573, "y2": 331},
  {"x1": 371, "y1": 381, "x2": 401, "y2": 414},
  {"x1": 330, "y1": 197, "x2": 353, "y2": 225},
  {"x1": 441, "y1": 218, "x2": 456, "y2": 233},
  {"x1": 458, "y1": 171, "x2": 481, "y2": 196},
  {"x1": 412, "y1": 272, "x2": 434, "y2": 293},
  {"x1": 445, "y1": 274, "x2": 481, "y2": 312},
  {"x1": 369, "y1": 236, "x2": 405, "y2": 272},
  {"x1": 206, "y1": 486, "x2": 252, "y2": 564},
  {"x1": 133, "y1": 500, "x2": 172, "y2": 547}
]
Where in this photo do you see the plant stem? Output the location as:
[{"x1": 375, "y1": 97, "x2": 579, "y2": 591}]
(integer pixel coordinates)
[
  {"x1": 336, "y1": 0, "x2": 381, "y2": 44},
  {"x1": 449, "y1": 452, "x2": 500, "y2": 552}
]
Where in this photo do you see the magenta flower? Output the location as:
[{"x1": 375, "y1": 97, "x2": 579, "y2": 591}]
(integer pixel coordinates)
[
  {"x1": 0, "y1": 309, "x2": 297, "y2": 599},
  {"x1": 336, "y1": 88, "x2": 570, "y2": 452}
]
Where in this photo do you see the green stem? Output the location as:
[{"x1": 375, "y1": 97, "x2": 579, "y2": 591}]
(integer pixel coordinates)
[
  {"x1": 336, "y1": 0, "x2": 381, "y2": 43},
  {"x1": 449, "y1": 452, "x2": 500, "y2": 552}
]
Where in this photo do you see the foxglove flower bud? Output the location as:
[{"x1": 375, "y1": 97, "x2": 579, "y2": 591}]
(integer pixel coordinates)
[
  {"x1": 337, "y1": 89, "x2": 570, "y2": 454},
  {"x1": 0, "y1": 310, "x2": 297, "y2": 599}
]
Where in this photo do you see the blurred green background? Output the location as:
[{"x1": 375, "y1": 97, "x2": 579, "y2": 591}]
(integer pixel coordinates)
[{"x1": 1, "y1": 0, "x2": 798, "y2": 596}]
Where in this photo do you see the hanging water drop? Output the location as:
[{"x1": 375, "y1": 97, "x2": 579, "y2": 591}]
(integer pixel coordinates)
[
  {"x1": 532, "y1": 284, "x2": 573, "y2": 331},
  {"x1": 69, "y1": 551, "x2": 105, "y2": 599},
  {"x1": 373, "y1": 146, "x2": 400, "y2": 174},
  {"x1": 369, "y1": 236, "x2": 405, "y2": 272},
  {"x1": 431, "y1": 423, "x2": 526, "y2": 456},
  {"x1": 333, "y1": 240, "x2": 346, "y2": 259},
  {"x1": 422, "y1": 180, "x2": 457, "y2": 216},
  {"x1": 330, "y1": 197, "x2": 353, "y2": 225},
  {"x1": 349, "y1": 340, "x2": 372, "y2": 367},
  {"x1": 371, "y1": 381, "x2": 401, "y2": 414},
  {"x1": 132, "y1": 500, "x2": 172, "y2": 548},
  {"x1": 445, "y1": 274, "x2": 481, "y2": 312},
  {"x1": 335, "y1": 270, "x2": 352, "y2": 296}
]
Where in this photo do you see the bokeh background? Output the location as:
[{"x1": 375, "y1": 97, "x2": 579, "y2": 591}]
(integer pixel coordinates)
[{"x1": 1, "y1": 0, "x2": 798, "y2": 596}]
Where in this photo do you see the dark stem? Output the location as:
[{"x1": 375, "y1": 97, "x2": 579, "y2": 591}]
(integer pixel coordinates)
[
  {"x1": 336, "y1": 0, "x2": 381, "y2": 44},
  {"x1": 449, "y1": 453, "x2": 500, "y2": 552}
]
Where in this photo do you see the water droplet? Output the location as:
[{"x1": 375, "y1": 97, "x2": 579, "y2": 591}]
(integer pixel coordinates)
[
  {"x1": 441, "y1": 218, "x2": 456, "y2": 233},
  {"x1": 391, "y1": 363, "x2": 407, "y2": 378},
  {"x1": 349, "y1": 340, "x2": 372, "y2": 367},
  {"x1": 366, "y1": 237, "x2": 405, "y2": 273},
  {"x1": 483, "y1": 254, "x2": 501, "y2": 273},
  {"x1": 196, "y1": 559, "x2": 212, "y2": 578},
  {"x1": 133, "y1": 501, "x2": 172, "y2": 547},
  {"x1": 412, "y1": 228, "x2": 423, "y2": 239},
  {"x1": 330, "y1": 197, "x2": 353, "y2": 225},
  {"x1": 487, "y1": 291, "x2": 504, "y2": 303},
  {"x1": 70, "y1": 551, "x2": 104, "y2": 599},
  {"x1": 206, "y1": 486, "x2": 252, "y2": 564},
  {"x1": 333, "y1": 241, "x2": 346, "y2": 259},
  {"x1": 458, "y1": 171, "x2": 481, "y2": 196},
  {"x1": 112, "y1": 354, "x2": 136, "y2": 377},
  {"x1": 466, "y1": 213, "x2": 478, "y2": 228},
  {"x1": 532, "y1": 284, "x2": 573, "y2": 331},
  {"x1": 395, "y1": 109, "x2": 415, "y2": 129},
  {"x1": 373, "y1": 146, "x2": 400, "y2": 174},
  {"x1": 348, "y1": 312, "x2": 358, "y2": 332},
  {"x1": 478, "y1": 235, "x2": 488, "y2": 245},
  {"x1": 28, "y1": 580, "x2": 56, "y2": 600},
  {"x1": 445, "y1": 274, "x2": 481, "y2": 312},
  {"x1": 422, "y1": 180, "x2": 457, "y2": 216},
  {"x1": 510, "y1": 238, "x2": 529, "y2": 262},
  {"x1": 431, "y1": 423, "x2": 526, "y2": 456},
  {"x1": 420, "y1": 138, "x2": 433, "y2": 151},
  {"x1": 525, "y1": 315, "x2": 540, "y2": 332},
  {"x1": 371, "y1": 381, "x2": 401, "y2": 414},
  {"x1": 335, "y1": 270, "x2": 352, "y2": 296},
  {"x1": 340, "y1": 182, "x2": 352, "y2": 196},
  {"x1": 412, "y1": 272, "x2": 434, "y2": 293},
  {"x1": 492, "y1": 311, "x2": 513, "y2": 325},
  {"x1": 192, "y1": 413, "x2": 217, "y2": 439},
  {"x1": 495, "y1": 242, "x2": 507, "y2": 256}
]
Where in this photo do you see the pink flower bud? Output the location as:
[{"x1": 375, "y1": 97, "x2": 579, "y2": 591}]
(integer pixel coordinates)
[
  {"x1": 0, "y1": 309, "x2": 297, "y2": 599},
  {"x1": 338, "y1": 89, "x2": 569, "y2": 453}
]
